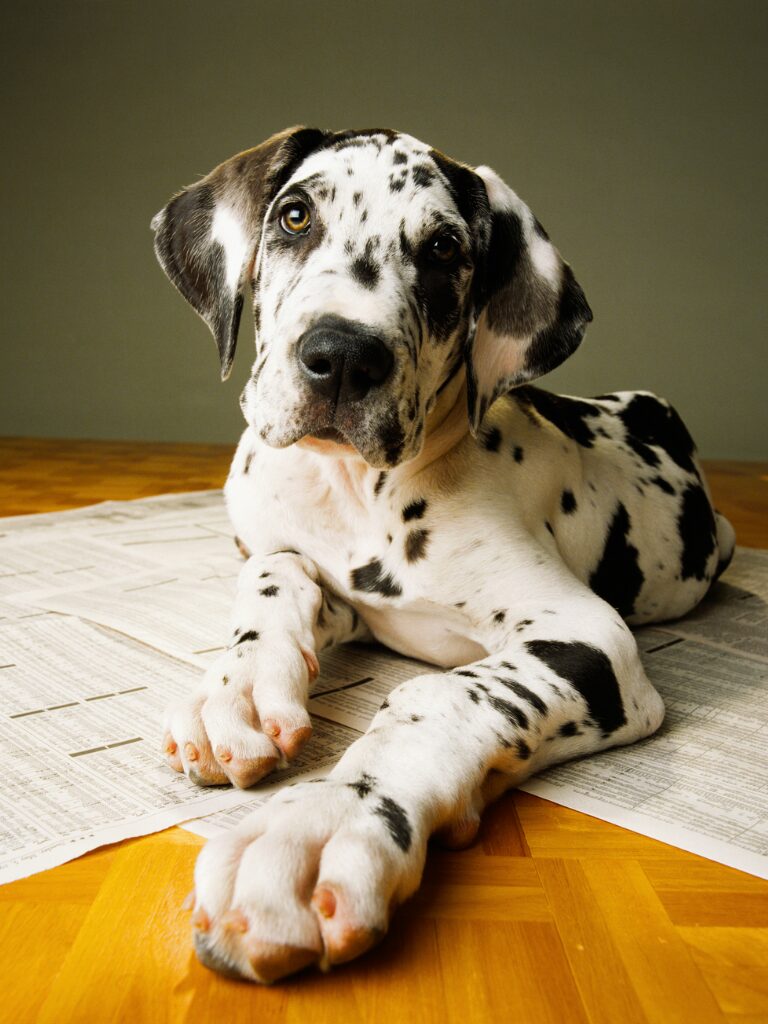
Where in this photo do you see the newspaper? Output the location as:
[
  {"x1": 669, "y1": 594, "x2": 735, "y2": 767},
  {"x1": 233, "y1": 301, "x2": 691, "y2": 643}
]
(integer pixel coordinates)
[{"x1": 1, "y1": 490, "x2": 766, "y2": 883}]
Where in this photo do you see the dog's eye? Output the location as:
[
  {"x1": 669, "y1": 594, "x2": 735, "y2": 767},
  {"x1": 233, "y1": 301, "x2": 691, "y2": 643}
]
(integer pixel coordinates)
[
  {"x1": 280, "y1": 201, "x2": 311, "y2": 235},
  {"x1": 430, "y1": 233, "x2": 459, "y2": 264}
]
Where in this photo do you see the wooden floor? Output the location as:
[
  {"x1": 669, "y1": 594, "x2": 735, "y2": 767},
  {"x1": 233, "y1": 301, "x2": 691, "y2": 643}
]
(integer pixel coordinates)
[{"x1": 1, "y1": 437, "x2": 767, "y2": 1024}]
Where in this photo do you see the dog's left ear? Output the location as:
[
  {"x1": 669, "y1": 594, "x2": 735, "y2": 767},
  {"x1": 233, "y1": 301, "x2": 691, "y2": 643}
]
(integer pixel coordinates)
[
  {"x1": 151, "y1": 126, "x2": 328, "y2": 379},
  {"x1": 466, "y1": 166, "x2": 593, "y2": 433}
]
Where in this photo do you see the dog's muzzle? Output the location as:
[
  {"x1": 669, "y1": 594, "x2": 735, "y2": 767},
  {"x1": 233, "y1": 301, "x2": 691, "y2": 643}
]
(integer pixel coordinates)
[{"x1": 297, "y1": 315, "x2": 393, "y2": 406}]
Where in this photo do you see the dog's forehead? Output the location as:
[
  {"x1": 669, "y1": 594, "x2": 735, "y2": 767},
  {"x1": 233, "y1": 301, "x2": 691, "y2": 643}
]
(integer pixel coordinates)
[{"x1": 278, "y1": 132, "x2": 463, "y2": 231}]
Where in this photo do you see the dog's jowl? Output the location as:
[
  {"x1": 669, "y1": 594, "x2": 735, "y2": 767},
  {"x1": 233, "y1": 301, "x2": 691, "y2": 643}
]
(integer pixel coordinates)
[{"x1": 152, "y1": 127, "x2": 735, "y2": 982}]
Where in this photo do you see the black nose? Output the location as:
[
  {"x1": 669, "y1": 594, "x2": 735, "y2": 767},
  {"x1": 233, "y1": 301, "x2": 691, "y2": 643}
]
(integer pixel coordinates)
[{"x1": 297, "y1": 317, "x2": 393, "y2": 404}]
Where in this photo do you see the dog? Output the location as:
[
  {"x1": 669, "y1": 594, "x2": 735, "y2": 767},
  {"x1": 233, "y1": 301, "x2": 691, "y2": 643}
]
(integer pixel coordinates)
[{"x1": 152, "y1": 126, "x2": 735, "y2": 983}]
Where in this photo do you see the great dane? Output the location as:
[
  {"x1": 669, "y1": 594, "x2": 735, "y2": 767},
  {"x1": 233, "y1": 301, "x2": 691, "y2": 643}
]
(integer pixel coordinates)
[{"x1": 152, "y1": 126, "x2": 734, "y2": 982}]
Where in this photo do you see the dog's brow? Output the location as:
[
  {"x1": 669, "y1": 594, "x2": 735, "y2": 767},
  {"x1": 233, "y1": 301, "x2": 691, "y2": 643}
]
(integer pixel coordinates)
[{"x1": 275, "y1": 172, "x2": 328, "y2": 203}]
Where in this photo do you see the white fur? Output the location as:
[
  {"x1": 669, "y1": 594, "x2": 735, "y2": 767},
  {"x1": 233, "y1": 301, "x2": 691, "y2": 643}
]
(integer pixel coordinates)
[{"x1": 211, "y1": 204, "x2": 249, "y2": 293}]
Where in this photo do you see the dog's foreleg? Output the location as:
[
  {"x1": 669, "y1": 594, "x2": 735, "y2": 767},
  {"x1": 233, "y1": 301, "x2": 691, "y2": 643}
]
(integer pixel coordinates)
[
  {"x1": 162, "y1": 551, "x2": 370, "y2": 787},
  {"x1": 187, "y1": 591, "x2": 664, "y2": 980}
]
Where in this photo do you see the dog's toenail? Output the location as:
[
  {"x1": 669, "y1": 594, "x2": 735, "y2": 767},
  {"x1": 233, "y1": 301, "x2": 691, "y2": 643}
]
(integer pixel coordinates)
[
  {"x1": 264, "y1": 720, "x2": 280, "y2": 737},
  {"x1": 191, "y1": 908, "x2": 211, "y2": 931},
  {"x1": 184, "y1": 743, "x2": 199, "y2": 762},
  {"x1": 313, "y1": 887, "x2": 336, "y2": 918},
  {"x1": 221, "y1": 909, "x2": 249, "y2": 934}
]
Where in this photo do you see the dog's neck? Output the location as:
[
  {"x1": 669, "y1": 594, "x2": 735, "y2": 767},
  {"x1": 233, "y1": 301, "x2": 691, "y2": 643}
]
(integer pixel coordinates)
[{"x1": 294, "y1": 372, "x2": 471, "y2": 503}]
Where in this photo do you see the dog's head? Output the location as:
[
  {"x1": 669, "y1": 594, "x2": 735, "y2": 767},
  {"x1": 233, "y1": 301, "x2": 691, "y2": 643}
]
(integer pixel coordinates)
[{"x1": 152, "y1": 127, "x2": 591, "y2": 467}]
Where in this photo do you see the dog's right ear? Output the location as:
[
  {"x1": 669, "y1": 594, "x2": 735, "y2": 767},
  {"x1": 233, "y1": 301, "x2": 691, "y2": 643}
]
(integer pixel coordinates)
[{"x1": 151, "y1": 127, "x2": 328, "y2": 379}]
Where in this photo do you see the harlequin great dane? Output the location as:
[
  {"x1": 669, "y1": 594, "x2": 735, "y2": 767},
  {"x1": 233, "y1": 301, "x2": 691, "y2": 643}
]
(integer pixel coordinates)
[{"x1": 152, "y1": 126, "x2": 735, "y2": 983}]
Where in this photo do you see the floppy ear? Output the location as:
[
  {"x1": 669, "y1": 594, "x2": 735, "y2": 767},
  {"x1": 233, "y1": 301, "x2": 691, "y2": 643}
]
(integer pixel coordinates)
[
  {"x1": 151, "y1": 126, "x2": 328, "y2": 379},
  {"x1": 466, "y1": 165, "x2": 593, "y2": 433}
]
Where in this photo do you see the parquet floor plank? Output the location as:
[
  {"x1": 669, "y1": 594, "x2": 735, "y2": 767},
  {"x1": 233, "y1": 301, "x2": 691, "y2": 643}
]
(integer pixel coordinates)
[
  {"x1": 1, "y1": 438, "x2": 766, "y2": 1022},
  {"x1": 537, "y1": 858, "x2": 650, "y2": 1024},
  {"x1": 579, "y1": 859, "x2": 727, "y2": 1023}
]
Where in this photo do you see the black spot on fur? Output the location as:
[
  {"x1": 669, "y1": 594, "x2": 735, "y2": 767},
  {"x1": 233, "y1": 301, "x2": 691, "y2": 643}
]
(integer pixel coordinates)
[
  {"x1": 410, "y1": 714, "x2": 423, "y2": 722},
  {"x1": 624, "y1": 434, "x2": 660, "y2": 468},
  {"x1": 392, "y1": 150, "x2": 408, "y2": 165},
  {"x1": 467, "y1": 688, "x2": 480, "y2": 703},
  {"x1": 350, "y1": 254, "x2": 380, "y2": 290},
  {"x1": 482, "y1": 426, "x2": 502, "y2": 452},
  {"x1": 243, "y1": 450, "x2": 254, "y2": 474},
  {"x1": 518, "y1": 387, "x2": 601, "y2": 447},
  {"x1": 561, "y1": 490, "x2": 577, "y2": 514},
  {"x1": 351, "y1": 559, "x2": 402, "y2": 597},
  {"x1": 589, "y1": 503, "x2": 645, "y2": 617},
  {"x1": 545, "y1": 521, "x2": 554, "y2": 536},
  {"x1": 353, "y1": 191, "x2": 362, "y2": 206},
  {"x1": 493, "y1": 609, "x2": 506, "y2": 624},
  {"x1": 495, "y1": 677, "x2": 548, "y2": 715},
  {"x1": 374, "y1": 471, "x2": 388, "y2": 496},
  {"x1": 487, "y1": 695, "x2": 529, "y2": 730},
  {"x1": 348, "y1": 773, "x2": 376, "y2": 798},
  {"x1": 516, "y1": 739, "x2": 531, "y2": 760},
  {"x1": 515, "y1": 619, "x2": 534, "y2": 632},
  {"x1": 379, "y1": 415, "x2": 406, "y2": 466},
  {"x1": 619, "y1": 394, "x2": 697, "y2": 474},
  {"x1": 678, "y1": 484, "x2": 716, "y2": 580},
  {"x1": 651, "y1": 475, "x2": 675, "y2": 496},
  {"x1": 380, "y1": 699, "x2": 390, "y2": 710},
  {"x1": 525, "y1": 639, "x2": 627, "y2": 736},
  {"x1": 403, "y1": 498, "x2": 427, "y2": 521},
  {"x1": 412, "y1": 164, "x2": 435, "y2": 187},
  {"x1": 405, "y1": 529, "x2": 430, "y2": 562},
  {"x1": 559, "y1": 721, "x2": 581, "y2": 738},
  {"x1": 259, "y1": 585, "x2": 279, "y2": 597},
  {"x1": 235, "y1": 630, "x2": 260, "y2": 645},
  {"x1": 456, "y1": 669, "x2": 478, "y2": 678},
  {"x1": 375, "y1": 796, "x2": 412, "y2": 852},
  {"x1": 513, "y1": 446, "x2": 524, "y2": 463},
  {"x1": 389, "y1": 174, "x2": 406, "y2": 193}
]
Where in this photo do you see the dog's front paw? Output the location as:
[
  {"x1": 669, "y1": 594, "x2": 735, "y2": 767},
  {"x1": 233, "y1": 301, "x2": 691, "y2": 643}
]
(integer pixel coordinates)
[
  {"x1": 189, "y1": 778, "x2": 425, "y2": 982},
  {"x1": 162, "y1": 638, "x2": 316, "y2": 788}
]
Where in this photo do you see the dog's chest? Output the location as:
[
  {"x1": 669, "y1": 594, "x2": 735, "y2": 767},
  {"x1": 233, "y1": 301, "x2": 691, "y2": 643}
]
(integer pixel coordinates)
[
  {"x1": 226, "y1": 440, "x2": 486, "y2": 664},
  {"x1": 228, "y1": 442, "x2": 412, "y2": 595}
]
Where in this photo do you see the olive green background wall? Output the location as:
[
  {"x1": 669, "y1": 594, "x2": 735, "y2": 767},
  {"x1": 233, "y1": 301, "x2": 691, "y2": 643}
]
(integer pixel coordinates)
[{"x1": 4, "y1": 1, "x2": 766, "y2": 457}]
